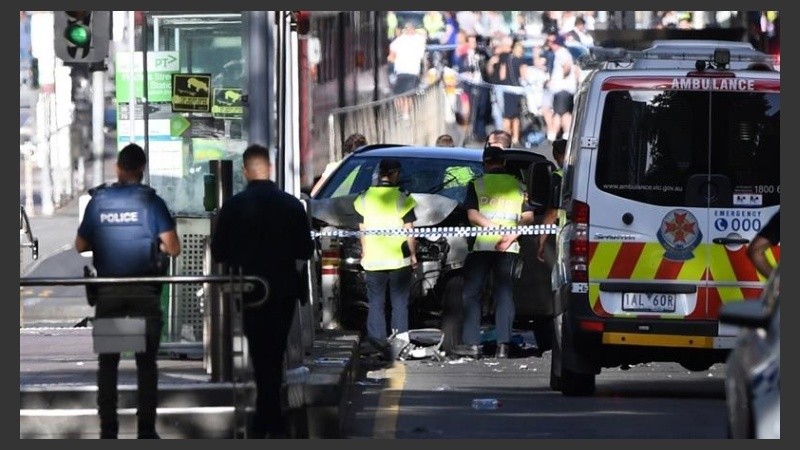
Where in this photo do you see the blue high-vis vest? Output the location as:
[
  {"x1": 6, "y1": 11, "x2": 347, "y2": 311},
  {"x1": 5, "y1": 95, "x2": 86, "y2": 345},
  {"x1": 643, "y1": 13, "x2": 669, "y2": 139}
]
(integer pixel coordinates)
[{"x1": 89, "y1": 184, "x2": 160, "y2": 277}]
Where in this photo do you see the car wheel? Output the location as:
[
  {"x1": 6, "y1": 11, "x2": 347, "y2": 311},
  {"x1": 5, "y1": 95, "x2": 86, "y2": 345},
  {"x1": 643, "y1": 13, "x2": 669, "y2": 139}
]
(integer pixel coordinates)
[
  {"x1": 726, "y1": 365, "x2": 754, "y2": 439},
  {"x1": 440, "y1": 273, "x2": 464, "y2": 355},
  {"x1": 339, "y1": 270, "x2": 368, "y2": 333}
]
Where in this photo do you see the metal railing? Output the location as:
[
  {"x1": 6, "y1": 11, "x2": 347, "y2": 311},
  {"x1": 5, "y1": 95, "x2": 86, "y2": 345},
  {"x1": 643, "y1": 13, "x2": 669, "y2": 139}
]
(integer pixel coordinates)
[
  {"x1": 19, "y1": 274, "x2": 268, "y2": 384},
  {"x1": 327, "y1": 78, "x2": 447, "y2": 162},
  {"x1": 19, "y1": 205, "x2": 39, "y2": 328}
]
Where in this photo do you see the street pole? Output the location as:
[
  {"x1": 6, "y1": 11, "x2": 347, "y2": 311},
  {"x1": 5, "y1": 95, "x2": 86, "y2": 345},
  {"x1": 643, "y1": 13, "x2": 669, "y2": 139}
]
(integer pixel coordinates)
[
  {"x1": 128, "y1": 11, "x2": 136, "y2": 145},
  {"x1": 92, "y1": 70, "x2": 106, "y2": 186},
  {"x1": 37, "y1": 93, "x2": 54, "y2": 216}
]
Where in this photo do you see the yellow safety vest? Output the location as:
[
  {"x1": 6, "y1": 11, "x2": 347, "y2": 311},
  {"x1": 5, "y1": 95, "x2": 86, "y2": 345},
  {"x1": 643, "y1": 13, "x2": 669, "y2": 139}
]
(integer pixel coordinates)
[
  {"x1": 353, "y1": 186, "x2": 417, "y2": 271},
  {"x1": 471, "y1": 173, "x2": 525, "y2": 253}
]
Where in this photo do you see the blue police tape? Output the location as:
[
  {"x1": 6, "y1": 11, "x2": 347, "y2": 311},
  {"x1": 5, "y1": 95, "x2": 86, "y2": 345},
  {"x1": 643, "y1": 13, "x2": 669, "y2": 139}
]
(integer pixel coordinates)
[{"x1": 311, "y1": 224, "x2": 558, "y2": 239}]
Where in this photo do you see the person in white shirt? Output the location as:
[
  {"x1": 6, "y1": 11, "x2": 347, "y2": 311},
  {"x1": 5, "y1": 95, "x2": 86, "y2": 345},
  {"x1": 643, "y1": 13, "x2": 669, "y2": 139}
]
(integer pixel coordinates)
[
  {"x1": 572, "y1": 16, "x2": 594, "y2": 47},
  {"x1": 388, "y1": 22, "x2": 427, "y2": 119},
  {"x1": 546, "y1": 34, "x2": 578, "y2": 141}
]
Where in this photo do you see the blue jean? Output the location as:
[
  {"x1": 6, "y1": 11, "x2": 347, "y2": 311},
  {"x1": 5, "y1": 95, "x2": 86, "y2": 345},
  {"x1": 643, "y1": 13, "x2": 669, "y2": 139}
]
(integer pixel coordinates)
[
  {"x1": 461, "y1": 251, "x2": 516, "y2": 346},
  {"x1": 365, "y1": 267, "x2": 412, "y2": 342}
]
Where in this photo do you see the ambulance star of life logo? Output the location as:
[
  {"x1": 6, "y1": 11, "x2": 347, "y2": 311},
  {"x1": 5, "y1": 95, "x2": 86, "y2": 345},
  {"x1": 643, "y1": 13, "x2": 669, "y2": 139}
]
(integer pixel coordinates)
[{"x1": 657, "y1": 209, "x2": 703, "y2": 261}]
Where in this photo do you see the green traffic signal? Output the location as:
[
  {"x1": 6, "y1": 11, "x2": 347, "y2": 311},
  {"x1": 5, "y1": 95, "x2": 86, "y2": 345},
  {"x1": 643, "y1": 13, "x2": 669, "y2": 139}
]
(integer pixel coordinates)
[
  {"x1": 55, "y1": 11, "x2": 110, "y2": 64},
  {"x1": 65, "y1": 23, "x2": 91, "y2": 46}
]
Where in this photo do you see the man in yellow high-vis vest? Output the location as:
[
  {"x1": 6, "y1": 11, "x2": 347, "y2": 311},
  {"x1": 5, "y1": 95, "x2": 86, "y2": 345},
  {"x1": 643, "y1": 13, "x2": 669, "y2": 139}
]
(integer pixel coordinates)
[
  {"x1": 353, "y1": 158, "x2": 418, "y2": 360},
  {"x1": 453, "y1": 146, "x2": 531, "y2": 359}
]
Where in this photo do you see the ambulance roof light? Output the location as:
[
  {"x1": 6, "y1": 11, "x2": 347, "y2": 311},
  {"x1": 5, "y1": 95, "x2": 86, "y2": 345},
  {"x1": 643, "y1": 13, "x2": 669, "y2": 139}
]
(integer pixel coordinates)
[{"x1": 581, "y1": 44, "x2": 774, "y2": 71}]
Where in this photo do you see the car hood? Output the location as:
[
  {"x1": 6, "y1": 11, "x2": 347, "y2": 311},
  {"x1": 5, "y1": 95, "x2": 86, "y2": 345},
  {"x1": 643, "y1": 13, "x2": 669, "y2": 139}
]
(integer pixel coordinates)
[{"x1": 311, "y1": 193, "x2": 459, "y2": 229}]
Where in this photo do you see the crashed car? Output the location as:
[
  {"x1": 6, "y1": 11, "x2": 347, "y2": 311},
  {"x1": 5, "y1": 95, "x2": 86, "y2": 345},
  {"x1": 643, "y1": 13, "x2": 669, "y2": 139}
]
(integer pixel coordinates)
[{"x1": 310, "y1": 144, "x2": 553, "y2": 353}]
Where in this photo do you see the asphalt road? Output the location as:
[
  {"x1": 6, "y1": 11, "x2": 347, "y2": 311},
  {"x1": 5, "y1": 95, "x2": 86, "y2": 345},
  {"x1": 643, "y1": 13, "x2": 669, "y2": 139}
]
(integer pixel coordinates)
[{"x1": 347, "y1": 350, "x2": 727, "y2": 439}]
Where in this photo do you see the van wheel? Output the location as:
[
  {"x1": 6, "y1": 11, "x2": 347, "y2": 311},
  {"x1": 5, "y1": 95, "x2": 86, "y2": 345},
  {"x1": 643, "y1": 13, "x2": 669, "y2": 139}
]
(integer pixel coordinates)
[
  {"x1": 549, "y1": 313, "x2": 564, "y2": 391},
  {"x1": 440, "y1": 273, "x2": 464, "y2": 355},
  {"x1": 679, "y1": 359, "x2": 714, "y2": 372},
  {"x1": 561, "y1": 369, "x2": 596, "y2": 397},
  {"x1": 553, "y1": 312, "x2": 596, "y2": 397}
]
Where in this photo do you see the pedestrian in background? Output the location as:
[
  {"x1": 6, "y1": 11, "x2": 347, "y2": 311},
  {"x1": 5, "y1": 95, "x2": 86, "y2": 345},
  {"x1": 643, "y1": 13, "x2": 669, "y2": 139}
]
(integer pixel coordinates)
[
  {"x1": 546, "y1": 34, "x2": 578, "y2": 141},
  {"x1": 485, "y1": 130, "x2": 512, "y2": 149},
  {"x1": 75, "y1": 143, "x2": 181, "y2": 439},
  {"x1": 435, "y1": 133, "x2": 456, "y2": 147},
  {"x1": 311, "y1": 133, "x2": 367, "y2": 196},
  {"x1": 354, "y1": 158, "x2": 418, "y2": 360},
  {"x1": 211, "y1": 144, "x2": 314, "y2": 438},
  {"x1": 388, "y1": 22, "x2": 427, "y2": 119}
]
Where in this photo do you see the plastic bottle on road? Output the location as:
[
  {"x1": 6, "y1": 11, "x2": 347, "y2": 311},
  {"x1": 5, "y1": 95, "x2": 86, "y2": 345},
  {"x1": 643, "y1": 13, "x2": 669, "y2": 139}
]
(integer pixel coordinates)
[{"x1": 471, "y1": 398, "x2": 502, "y2": 410}]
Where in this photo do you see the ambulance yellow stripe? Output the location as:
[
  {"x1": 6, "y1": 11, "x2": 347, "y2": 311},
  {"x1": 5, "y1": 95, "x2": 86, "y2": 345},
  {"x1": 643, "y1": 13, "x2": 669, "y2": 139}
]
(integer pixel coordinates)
[
  {"x1": 765, "y1": 248, "x2": 778, "y2": 270},
  {"x1": 589, "y1": 242, "x2": 620, "y2": 279},
  {"x1": 629, "y1": 243, "x2": 664, "y2": 279},
  {"x1": 678, "y1": 243, "x2": 709, "y2": 281},
  {"x1": 708, "y1": 244, "x2": 744, "y2": 301},
  {"x1": 716, "y1": 286, "x2": 745, "y2": 303}
]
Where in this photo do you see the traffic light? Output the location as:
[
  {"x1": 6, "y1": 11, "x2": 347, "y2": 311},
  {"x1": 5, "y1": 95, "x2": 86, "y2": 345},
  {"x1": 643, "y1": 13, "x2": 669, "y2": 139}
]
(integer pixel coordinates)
[{"x1": 54, "y1": 11, "x2": 110, "y2": 65}]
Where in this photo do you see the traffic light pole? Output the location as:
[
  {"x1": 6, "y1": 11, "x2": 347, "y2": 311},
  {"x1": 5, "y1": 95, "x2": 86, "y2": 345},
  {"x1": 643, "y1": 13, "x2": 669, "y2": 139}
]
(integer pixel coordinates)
[{"x1": 92, "y1": 70, "x2": 105, "y2": 186}]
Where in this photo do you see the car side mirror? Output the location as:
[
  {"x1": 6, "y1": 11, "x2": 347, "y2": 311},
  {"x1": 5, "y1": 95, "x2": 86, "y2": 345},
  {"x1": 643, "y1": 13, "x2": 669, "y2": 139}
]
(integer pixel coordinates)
[{"x1": 526, "y1": 161, "x2": 557, "y2": 209}]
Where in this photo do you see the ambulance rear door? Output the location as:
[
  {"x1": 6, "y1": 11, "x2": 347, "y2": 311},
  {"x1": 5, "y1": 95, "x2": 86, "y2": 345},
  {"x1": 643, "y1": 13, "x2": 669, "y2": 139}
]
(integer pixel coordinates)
[
  {"x1": 702, "y1": 75, "x2": 780, "y2": 326},
  {"x1": 585, "y1": 74, "x2": 778, "y2": 328}
]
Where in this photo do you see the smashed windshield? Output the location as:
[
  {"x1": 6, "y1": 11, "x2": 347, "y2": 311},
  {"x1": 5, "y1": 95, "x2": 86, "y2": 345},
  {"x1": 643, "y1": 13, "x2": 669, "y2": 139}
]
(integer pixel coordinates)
[{"x1": 316, "y1": 155, "x2": 483, "y2": 204}]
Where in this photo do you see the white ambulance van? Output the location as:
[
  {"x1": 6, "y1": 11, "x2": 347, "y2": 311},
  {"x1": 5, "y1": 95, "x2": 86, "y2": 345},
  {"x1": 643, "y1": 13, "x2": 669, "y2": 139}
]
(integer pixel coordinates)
[{"x1": 527, "y1": 40, "x2": 780, "y2": 396}]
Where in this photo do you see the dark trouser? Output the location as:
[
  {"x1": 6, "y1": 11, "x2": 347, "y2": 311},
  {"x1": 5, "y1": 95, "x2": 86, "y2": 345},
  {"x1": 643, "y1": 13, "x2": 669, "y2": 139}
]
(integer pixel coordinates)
[
  {"x1": 393, "y1": 73, "x2": 420, "y2": 95},
  {"x1": 244, "y1": 295, "x2": 297, "y2": 438},
  {"x1": 95, "y1": 284, "x2": 163, "y2": 439},
  {"x1": 461, "y1": 252, "x2": 516, "y2": 346},
  {"x1": 364, "y1": 267, "x2": 412, "y2": 342},
  {"x1": 472, "y1": 85, "x2": 492, "y2": 141}
]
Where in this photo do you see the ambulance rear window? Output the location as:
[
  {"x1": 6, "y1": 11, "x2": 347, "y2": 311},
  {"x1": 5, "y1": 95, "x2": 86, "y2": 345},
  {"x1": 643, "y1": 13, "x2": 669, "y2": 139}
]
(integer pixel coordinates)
[{"x1": 595, "y1": 89, "x2": 780, "y2": 207}]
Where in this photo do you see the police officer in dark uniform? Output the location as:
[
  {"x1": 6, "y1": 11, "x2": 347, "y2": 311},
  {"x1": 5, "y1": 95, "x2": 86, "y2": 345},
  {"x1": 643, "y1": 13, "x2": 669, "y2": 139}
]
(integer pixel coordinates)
[
  {"x1": 211, "y1": 144, "x2": 314, "y2": 438},
  {"x1": 75, "y1": 143, "x2": 181, "y2": 439}
]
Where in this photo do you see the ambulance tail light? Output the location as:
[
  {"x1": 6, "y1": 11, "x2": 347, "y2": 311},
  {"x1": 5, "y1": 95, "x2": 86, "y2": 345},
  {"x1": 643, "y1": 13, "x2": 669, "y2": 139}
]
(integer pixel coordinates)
[
  {"x1": 579, "y1": 320, "x2": 604, "y2": 333},
  {"x1": 569, "y1": 200, "x2": 589, "y2": 283}
]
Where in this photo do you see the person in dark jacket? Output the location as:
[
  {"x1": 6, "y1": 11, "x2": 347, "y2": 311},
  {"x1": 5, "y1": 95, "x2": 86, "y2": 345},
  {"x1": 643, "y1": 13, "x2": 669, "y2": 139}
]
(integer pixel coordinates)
[
  {"x1": 75, "y1": 143, "x2": 181, "y2": 439},
  {"x1": 210, "y1": 144, "x2": 314, "y2": 438}
]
